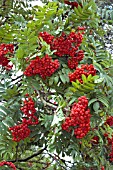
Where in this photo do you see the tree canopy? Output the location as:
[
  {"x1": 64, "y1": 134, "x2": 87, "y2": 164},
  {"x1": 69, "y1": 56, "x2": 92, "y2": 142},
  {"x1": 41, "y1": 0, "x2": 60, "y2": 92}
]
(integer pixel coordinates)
[{"x1": 0, "y1": 0, "x2": 113, "y2": 169}]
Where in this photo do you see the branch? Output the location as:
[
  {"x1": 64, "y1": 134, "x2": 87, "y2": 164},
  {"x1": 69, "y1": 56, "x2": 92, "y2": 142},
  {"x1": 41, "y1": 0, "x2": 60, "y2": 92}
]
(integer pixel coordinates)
[
  {"x1": 26, "y1": 160, "x2": 47, "y2": 164},
  {"x1": 37, "y1": 90, "x2": 57, "y2": 109},
  {"x1": 41, "y1": 98, "x2": 57, "y2": 108},
  {"x1": 44, "y1": 150, "x2": 74, "y2": 169},
  {"x1": 45, "y1": 151, "x2": 67, "y2": 170},
  {"x1": 12, "y1": 75, "x2": 23, "y2": 82},
  {"x1": 54, "y1": 153, "x2": 74, "y2": 168},
  {"x1": 15, "y1": 144, "x2": 19, "y2": 162},
  {"x1": 8, "y1": 146, "x2": 46, "y2": 163}
]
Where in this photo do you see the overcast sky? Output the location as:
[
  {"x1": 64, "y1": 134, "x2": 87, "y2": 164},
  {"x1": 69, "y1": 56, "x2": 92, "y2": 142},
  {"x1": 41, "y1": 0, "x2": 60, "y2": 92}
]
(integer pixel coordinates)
[{"x1": 30, "y1": 0, "x2": 43, "y2": 6}]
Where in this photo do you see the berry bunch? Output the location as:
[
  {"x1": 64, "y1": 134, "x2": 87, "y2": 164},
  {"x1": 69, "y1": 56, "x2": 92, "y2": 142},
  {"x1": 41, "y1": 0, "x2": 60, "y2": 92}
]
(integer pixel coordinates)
[
  {"x1": 51, "y1": 32, "x2": 83, "y2": 57},
  {"x1": 0, "y1": 43, "x2": 14, "y2": 70},
  {"x1": 20, "y1": 95, "x2": 38, "y2": 125},
  {"x1": 69, "y1": 64, "x2": 96, "y2": 83},
  {"x1": 105, "y1": 134, "x2": 113, "y2": 162},
  {"x1": 64, "y1": 0, "x2": 82, "y2": 9},
  {"x1": 68, "y1": 50, "x2": 84, "y2": 69},
  {"x1": 0, "y1": 161, "x2": 16, "y2": 170},
  {"x1": 109, "y1": 148, "x2": 113, "y2": 162},
  {"x1": 68, "y1": 57, "x2": 78, "y2": 69},
  {"x1": 104, "y1": 116, "x2": 113, "y2": 162},
  {"x1": 39, "y1": 32, "x2": 54, "y2": 45},
  {"x1": 104, "y1": 117, "x2": 113, "y2": 146},
  {"x1": 9, "y1": 94, "x2": 38, "y2": 142},
  {"x1": 62, "y1": 96, "x2": 91, "y2": 139},
  {"x1": 9, "y1": 124, "x2": 30, "y2": 142},
  {"x1": 77, "y1": 26, "x2": 86, "y2": 31},
  {"x1": 39, "y1": 32, "x2": 84, "y2": 70},
  {"x1": 105, "y1": 116, "x2": 113, "y2": 126},
  {"x1": 39, "y1": 32, "x2": 83, "y2": 58},
  {"x1": 91, "y1": 136, "x2": 99, "y2": 145},
  {"x1": 24, "y1": 54, "x2": 60, "y2": 79},
  {"x1": 21, "y1": 95, "x2": 36, "y2": 118},
  {"x1": 91, "y1": 117, "x2": 113, "y2": 162}
]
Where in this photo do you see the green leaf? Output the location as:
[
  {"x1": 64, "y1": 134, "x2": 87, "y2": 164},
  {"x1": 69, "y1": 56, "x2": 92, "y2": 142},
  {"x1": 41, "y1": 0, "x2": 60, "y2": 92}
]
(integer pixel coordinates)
[
  {"x1": 54, "y1": 76, "x2": 59, "y2": 84},
  {"x1": 87, "y1": 74, "x2": 93, "y2": 81},
  {"x1": 69, "y1": 87, "x2": 76, "y2": 92},
  {"x1": 68, "y1": 97, "x2": 76, "y2": 105},
  {"x1": 88, "y1": 98, "x2": 97, "y2": 106},
  {"x1": 94, "y1": 62, "x2": 103, "y2": 72},
  {"x1": 49, "y1": 78, "x2": 54, "y2": 86},
  {"x1": 60, "y1": 74, "x2": 66, "y2": 84},
  {"x1": 16, "y1": 48, "x2": 24, "y2": 59},
  {"x1": 2, "y1": 117, "x2": 14, "y2": 127},
  {"x1": 97, "y1": 95, "x2": 109, "y2": 108},
  {"x1": 82, "y1": 74, "x2": 87, "y2": 83},
  {"x1": 72, "y1": 82, "x2": 79, "y2": 89},
  {"x1": 0, "y1": 105, "x2": 9, "y2": 115},
  {"x1": 91, "y1": 75, "x2": 100, "y2": 81},
  {"x1": 93, "y1": 102, "x2": 100, "y2": 112},
  {"x1": 40, "y1": 114, "x2": 54, "y2": 128}
]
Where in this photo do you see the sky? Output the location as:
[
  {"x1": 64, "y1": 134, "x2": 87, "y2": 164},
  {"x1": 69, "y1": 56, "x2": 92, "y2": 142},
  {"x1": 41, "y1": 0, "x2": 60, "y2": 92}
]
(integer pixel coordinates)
[{"x1": 30, "y1": 0, "x2": 43, "y2": 6}]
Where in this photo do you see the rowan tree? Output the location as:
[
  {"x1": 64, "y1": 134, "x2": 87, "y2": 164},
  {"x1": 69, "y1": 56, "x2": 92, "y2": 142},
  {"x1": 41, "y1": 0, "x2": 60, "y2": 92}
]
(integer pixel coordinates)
[{"x1": 0, "y1": 0, "x2": 113, "y2": 169}]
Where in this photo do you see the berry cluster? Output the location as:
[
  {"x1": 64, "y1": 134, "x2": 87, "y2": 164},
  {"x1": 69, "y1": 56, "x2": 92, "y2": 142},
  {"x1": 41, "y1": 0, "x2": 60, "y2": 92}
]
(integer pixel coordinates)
[
  {"x1": 105, "y1": 117, "x2": 113, "y2": 140},
  {"x1": 20, "y1": 94, "x2": 38, "y2": 125},
  {"x1": 0, "y1": 161, "x2": 16, "y2": 170},
  {"x1": 9, "y1": 94, "x2": 38, "y2": 142},
  {"x1": 9, "y1": 124, "x2": 30, "y2": 142},
  {"x1": 62, "y1": 96, "x2": 91, "y2": 139},
  {"x1": 39, "y1": 31, "x2": 84, "y2": 70},
  {"x1": 24, "y1": 54, "x2": 60, "y2": 79},
  {"x1": 0, "y1": 43, "x2": 14, "y2": 70},
  {"x1": 39, "y1": 32, "x2": 54, "y2": 45},
  {"x1": 105, "y1": 116, "x2": 113, "y2": 126},
  {"x1": 77, "y1": 26, "x2": 86, "y2": 31},
  {"x1": 104, "y1": 116, "x2": 113, "y2": 162},
  {"x1": 68, "y1": 57, "x2": 78, "y2": 69},
  {"x1": 69, "y1": 64, "x2": 96, "y2": 83},
  {"x1": 91, "y1": 136, "x2": 99, "y2": 145},
  {"x1": 64, "y1": 0, "x2": 82, "y2": 9},
  {"x1": 39, "y1": 32, "x2": 83, "y2": 58},
  {"x1": 90, "y1": 117, "x2": 113, "y2": 163},
  {"x1": 51, "y1": 32, "x2": 83, "y2": 57},
  {"x1": 68, "y1": 50, "x2": 84, "y2": 69},
  {"x1": 105, "y1": 137, "x2": 113, "y2": 162}
]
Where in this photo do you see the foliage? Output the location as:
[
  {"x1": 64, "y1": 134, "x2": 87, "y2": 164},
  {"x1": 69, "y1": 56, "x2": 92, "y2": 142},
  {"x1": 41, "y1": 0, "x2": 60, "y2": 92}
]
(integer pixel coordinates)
[{"x1": 0, "y1": 0, "x2": 113, "y2": 169}]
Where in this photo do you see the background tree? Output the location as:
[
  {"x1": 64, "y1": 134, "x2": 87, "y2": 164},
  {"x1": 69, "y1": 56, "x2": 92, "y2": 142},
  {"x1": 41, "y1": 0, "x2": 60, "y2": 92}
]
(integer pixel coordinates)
[{"x1": 0, "y1": 0, "x2": 113, "y2": 169}]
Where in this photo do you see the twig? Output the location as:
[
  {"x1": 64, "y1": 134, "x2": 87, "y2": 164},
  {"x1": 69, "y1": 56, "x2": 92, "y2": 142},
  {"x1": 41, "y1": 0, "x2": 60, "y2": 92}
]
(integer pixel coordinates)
[
  {"x1": 12, "y1": 75, "x2": 23, "y2": 81},
  {"x1": 8, "y1": 146, "x2": 46, "y2": 163},
  {"x1": 15, "y1": 144, "x2": 19, "y2": 162},
  {"x1": 45, "y1": 150, "x2": 67, "y2": 170}
]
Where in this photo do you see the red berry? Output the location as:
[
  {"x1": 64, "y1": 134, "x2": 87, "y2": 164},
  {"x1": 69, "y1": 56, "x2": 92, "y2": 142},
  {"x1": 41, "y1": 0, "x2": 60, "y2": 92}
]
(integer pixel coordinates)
[
  {"x1": 69, "y1": 64, "x2": 96, "y2": 82},
  {"x1": 39, "y1": 31, "x2": 84, "y2": 60},
  {"x1": 24, "y1": 54, "x2": 60, "y2": 79},
  {"x1": 0, "y1": 161, "x2": 16, "y2": 170},
  {"x1": 62, "y1": 96, "x2": 91, "y2": 138},
  {"x1": 101, "y1": 166, "x2": 105, "y2": 170},
  {"x1": 9, "y1": 95, "x2": 39, "y2": 142},
  {"x1": 0, "y1": 43, "x2": 14, "y2": 70}
]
